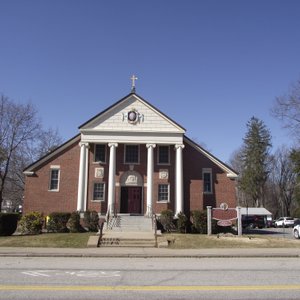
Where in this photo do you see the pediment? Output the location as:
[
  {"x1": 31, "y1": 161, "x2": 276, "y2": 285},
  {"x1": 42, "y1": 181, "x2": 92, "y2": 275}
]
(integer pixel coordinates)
[{"x1": 79, "y1": 93, "x2": 185, "y2": 134}]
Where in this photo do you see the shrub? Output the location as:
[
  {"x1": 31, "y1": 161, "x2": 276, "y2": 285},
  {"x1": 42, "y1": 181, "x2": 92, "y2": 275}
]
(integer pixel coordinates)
[
  {"x1": 159, "y1": 210, "x2": 175, "y2": 232},
  {"x1": 19, "y1": 211, "x2": 44, "y2": 235},
  {"x1": 83, "y1": 210, "x2": 99, "y2": 232},
  {"x1": 46, "y1": 212, "x2": 71, "y2": 233},
  {"x1": 0, "y1": 213, "x2": 20, "y2": 236},
  {"x1": 191, "y1": 210, "x2": 207, "y2": 234},
  {"x1": 67, "y1": 212, "x2": 85, "y2": 233},
  {"x1": 176, "y1": 212, "x2": 188, "y2": 233}
]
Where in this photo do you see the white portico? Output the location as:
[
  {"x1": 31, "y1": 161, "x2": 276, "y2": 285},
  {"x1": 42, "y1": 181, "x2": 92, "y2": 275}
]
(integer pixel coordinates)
[{"x1": 76, "y1": 92, "x2": 186, "y2": 216}]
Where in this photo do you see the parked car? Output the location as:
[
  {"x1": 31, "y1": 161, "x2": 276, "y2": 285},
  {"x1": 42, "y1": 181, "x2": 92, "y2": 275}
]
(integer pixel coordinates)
[
  {"x1": 242, "y1": 215, "x2": 265, "y2": 229},
  {"x1": 293, "y1": 224, "x2": 300, "y2": 239},
  {"x1": 274, "y1": 217, "x2": 295, "y2": 228}
]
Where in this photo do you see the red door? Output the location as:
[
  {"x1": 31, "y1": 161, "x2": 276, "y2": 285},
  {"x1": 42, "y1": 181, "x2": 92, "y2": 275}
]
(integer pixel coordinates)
[{"x1": 126, "y1": 187, "x2": 142, "y2": 214}]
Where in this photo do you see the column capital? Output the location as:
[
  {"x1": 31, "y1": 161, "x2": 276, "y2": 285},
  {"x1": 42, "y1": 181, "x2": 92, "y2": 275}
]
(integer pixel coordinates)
[
  {"x1": 79, "y1": 142, "x2": 89, "y2": 148},
  {"x1": 146, "y1": 143, "x2": 156, "y2": 149},
  {"x1": 108, "y1": 142, "x2": 118, "y2": 148},
  {"x1": 175, "y1": 144, "x2": 185, "y2": 150}
]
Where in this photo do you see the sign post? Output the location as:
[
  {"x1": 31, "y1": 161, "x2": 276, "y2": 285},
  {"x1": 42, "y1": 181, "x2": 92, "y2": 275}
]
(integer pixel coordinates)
[
  {"x1": 237, "y1": 206, "x2": 242, "y2": 236},
  {"x1": 207, "y1": 206, "x2": 212, "y2": 236}
]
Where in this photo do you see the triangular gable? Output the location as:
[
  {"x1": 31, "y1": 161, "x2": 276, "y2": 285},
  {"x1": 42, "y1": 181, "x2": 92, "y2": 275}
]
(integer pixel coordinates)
[
  {"x1": 184, "y1": 136, "x2": 238, "y2": 179},
  {"x1": 79, "y1": 92, "x2": 186, "y2": 134}
]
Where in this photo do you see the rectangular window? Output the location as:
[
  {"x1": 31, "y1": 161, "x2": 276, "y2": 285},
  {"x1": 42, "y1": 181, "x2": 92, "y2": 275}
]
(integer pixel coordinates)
[
  {"x1": 93, "y1": 183, "x2": 105, "y2": 201},
  {"x1": 203, "y1": 169, "x2": 212, "y2": 193},
  {"x1": 49, "y1": 169, "x2": 60, "y2": 191},
  {"x1": 94, "y1": 144, "x2": 106, "y2": 163},
  {"x1": 125, "y1": 145, "x2": 139, "y2": 164},
  {"x1": 158, "y1": 145, "x2": 170, "y2": 164},
  {"x1": 158, "y1": 184, "x2": 169, "y2": 202}
]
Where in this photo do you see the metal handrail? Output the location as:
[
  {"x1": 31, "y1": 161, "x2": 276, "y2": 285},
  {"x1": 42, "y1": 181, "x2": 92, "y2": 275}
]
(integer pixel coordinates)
[
  {"x1": 97, "y1": 220, "x2": 104, "y2": 247},
  {"x1": 153, "y1": 214, "x2": 158, "y2": 248},
  {"x1": 106, "y1": 203, "x2": 118, "y2": 230},
  {"x1": 106, "y1": 205, "x2": 110, "y2": 230}
]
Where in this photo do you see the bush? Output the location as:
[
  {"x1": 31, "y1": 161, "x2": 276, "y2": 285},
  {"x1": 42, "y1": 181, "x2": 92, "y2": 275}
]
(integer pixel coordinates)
[
  {"x1": 46, "y1": 212, "x2": 71, "y2": 233},
  {"x1": 19, "y1": 211, "x2": 44, "y2": 235},
  {"x1": 83, "y1": 211, "x2": 99, "y2": 232},
  {"x1": 67, "y1": 212, "x2": 85, "y2": 233},
  {"x1": 176, "y1": 212, "x2": 188, "y2": 233},
  {"x1": 0, "y1": 213, "x2": 20, "y2": 236},
  {"x1": 191, "y1": 210, "x2": 207, "y2": 234},
  {"x1": 159, "y1": 210, "x2": 175, "y2": 232}
]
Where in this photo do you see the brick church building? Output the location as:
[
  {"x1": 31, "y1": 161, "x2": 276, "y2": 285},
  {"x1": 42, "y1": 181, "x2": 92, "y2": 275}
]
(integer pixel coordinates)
[{"x1": 23, "y1": 88, "x2": 238, "y2": 217}]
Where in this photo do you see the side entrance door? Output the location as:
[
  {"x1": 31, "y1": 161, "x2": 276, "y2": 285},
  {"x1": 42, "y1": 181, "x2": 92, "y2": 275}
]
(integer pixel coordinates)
[{"x1": 120, "y1": 187, "x2": 142, "y2": 214}]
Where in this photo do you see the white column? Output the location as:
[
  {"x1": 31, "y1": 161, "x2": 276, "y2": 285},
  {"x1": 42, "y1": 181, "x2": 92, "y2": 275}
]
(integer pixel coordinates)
[
  {"x1": 107, "y1": 143, "x2": 118, "y2": 214},
  {"x1": 77, "y1": 142, "x2": 89, "y2": 212},
  {"x1": 146, "y1": 143, "x2": 156, "y2": 216},
  {"x1": 175, "y1": 144, "x2": 185, "y2": 216}
]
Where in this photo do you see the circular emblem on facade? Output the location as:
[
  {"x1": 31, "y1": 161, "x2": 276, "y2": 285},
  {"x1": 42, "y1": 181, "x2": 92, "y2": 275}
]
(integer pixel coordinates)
[
  {"x1": 220, "y1": 202, "x2": 229, "y2": 211},
  {"x1": 127, "y1": 109, "x2": 138, "y2": 124}
]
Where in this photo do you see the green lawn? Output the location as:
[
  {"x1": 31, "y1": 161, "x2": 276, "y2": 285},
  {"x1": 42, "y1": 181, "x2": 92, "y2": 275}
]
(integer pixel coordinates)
[
  {"x1": 0, "y1": 232, "x2": 94, "y2": 248},
  {"x1": 1, "y1": 232, "x2": 300, "y2": 249},
  {"x1": 159, "y1": 233, "x2": 300, "y2": 248}
]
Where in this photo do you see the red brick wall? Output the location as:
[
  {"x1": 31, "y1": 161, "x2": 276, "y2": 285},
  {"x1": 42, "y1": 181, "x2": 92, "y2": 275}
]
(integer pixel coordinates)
[
  {"x1": 23, "y1": 140, "x2": 80, "y2": 216},
  {"x1": 24, "y1": 140, "x2": 236, "y2": 216},
  {"x1": 183, "y1": 142, "x2": 237, "y2": 214}
]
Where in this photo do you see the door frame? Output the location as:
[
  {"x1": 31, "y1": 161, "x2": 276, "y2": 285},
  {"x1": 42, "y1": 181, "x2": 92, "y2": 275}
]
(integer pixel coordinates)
[{"x1": 119, "y1": 170, "x2": 144, "y2": 215}]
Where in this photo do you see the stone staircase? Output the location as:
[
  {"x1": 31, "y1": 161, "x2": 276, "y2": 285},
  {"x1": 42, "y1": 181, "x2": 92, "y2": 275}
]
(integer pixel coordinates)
[
  {"x1": 105, "y1": 215, "x2": 153, "y2": 232},
  {"x1": 98, "y1": 215, "x2": 157, "y2": 248}
]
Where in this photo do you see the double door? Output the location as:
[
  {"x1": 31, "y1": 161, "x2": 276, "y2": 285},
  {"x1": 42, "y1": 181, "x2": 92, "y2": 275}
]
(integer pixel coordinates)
[{"x1": 120, "y1": 187, "x2": 142, "y2": 214}]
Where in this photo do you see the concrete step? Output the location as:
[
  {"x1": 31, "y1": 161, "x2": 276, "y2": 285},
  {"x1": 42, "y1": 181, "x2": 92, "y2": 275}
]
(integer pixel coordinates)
[
  {"x1": 100, "y1": 240, "x2": 155, "y2": 247},
  {"x1": 99, "y1": 231, "x2": 156, "y2": 248}
]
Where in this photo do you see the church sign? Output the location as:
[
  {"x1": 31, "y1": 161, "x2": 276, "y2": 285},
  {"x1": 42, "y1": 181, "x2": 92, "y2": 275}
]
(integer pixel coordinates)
[{"x1": 212, "y1": 203, "x2": 238, "y2": 227}]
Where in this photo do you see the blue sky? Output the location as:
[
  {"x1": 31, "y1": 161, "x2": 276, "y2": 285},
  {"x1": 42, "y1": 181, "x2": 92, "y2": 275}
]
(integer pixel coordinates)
[{"x1": 1, "y1": 0, "x2": 300, "y2": 163}]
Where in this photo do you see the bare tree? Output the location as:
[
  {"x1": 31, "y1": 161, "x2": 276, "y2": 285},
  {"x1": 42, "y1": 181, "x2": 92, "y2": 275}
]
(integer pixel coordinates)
[
  {"x1": 0, "y1": 95, "x2": 62, "y2": 212},
  {"x1": 0, "y1": 95, "x2": 41, "y2": 211},
  {"x1": 269, "y1": 146, "x2": 298, "y2": 216},
  {"x1": 272, "y1": 79, "x2": 300, "y2": 139}
]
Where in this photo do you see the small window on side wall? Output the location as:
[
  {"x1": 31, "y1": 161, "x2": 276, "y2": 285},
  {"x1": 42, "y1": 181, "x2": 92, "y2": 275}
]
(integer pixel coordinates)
[
  {"x1": 93, "y1": 182, "x2": 105, "y2": 201},
  {"x1": 94, "y1": 144, "x2": 106, "y2": 163},
  {"x1": 158, "y1": 184, "x2": 169, "y2": 202},
  {"x1": 203, "y1": 168, "x2": 212, "y2": 193},
  {"x1": 49, "y1": 168, "x2": 60, "y2": 191}
]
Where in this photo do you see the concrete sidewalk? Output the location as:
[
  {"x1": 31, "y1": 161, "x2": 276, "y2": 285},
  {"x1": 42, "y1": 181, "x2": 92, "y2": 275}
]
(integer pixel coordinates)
[{"x1": 0, "y1": 247, "x2": 300, "y2": 258}]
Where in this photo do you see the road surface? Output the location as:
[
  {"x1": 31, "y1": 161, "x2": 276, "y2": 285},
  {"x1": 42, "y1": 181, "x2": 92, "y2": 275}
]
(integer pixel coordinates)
[{"x1": 0, "y1": 256, "x2": 299, "y2": 299}]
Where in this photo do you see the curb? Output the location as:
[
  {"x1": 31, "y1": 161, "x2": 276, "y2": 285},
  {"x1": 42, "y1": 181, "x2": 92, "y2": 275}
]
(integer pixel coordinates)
[{"x1": 0, "y1": 249, "x2": 300, "y2": 258}]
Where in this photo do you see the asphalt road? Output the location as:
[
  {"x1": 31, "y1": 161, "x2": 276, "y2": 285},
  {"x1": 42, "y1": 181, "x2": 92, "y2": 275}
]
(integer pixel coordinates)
[
  {"x1": 243, "y1": 226, "x2": 295, "y2": 239},
  {"x1": 0, "y1": 256, "x2": 299, "y2": 300}
]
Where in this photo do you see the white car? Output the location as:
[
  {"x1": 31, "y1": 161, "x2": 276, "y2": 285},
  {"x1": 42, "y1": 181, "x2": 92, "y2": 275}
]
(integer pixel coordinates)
[
  {"x1": 293, "y1": 224, "x2": 300, "y2": 239},
  {"x1": 274, "y1": 217, "x2": 295, "y2": 228}
]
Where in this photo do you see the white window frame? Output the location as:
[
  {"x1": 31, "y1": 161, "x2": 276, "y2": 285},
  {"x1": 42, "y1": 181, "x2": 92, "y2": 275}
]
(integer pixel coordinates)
[
  {"x1": 157, "y1": 183, "x2": 170, "y2": 203},
  {"x1": 94, "y1": 144, "x2": 106, "y2": 163},
  {"x1": 202, "y1": 168, "x2": 212, "y2": 194},
  {"x1": 92, "y1": 182, "x2": 105, "y2": 202},
  {"x1": 49, "y1": 166, "x2": 60, "y2": 192},
  {"x1": 157, "y1": 145, "x2": 170, "y2": 165},
  {"x1": 124, "y1": 144, "x2": 140, "y2": 164}
]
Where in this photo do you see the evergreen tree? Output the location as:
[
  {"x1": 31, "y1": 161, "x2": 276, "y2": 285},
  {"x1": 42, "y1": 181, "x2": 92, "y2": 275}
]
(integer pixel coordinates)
[{"x1": 239, "y1": 117, "x2": 272, "y2": 207}]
